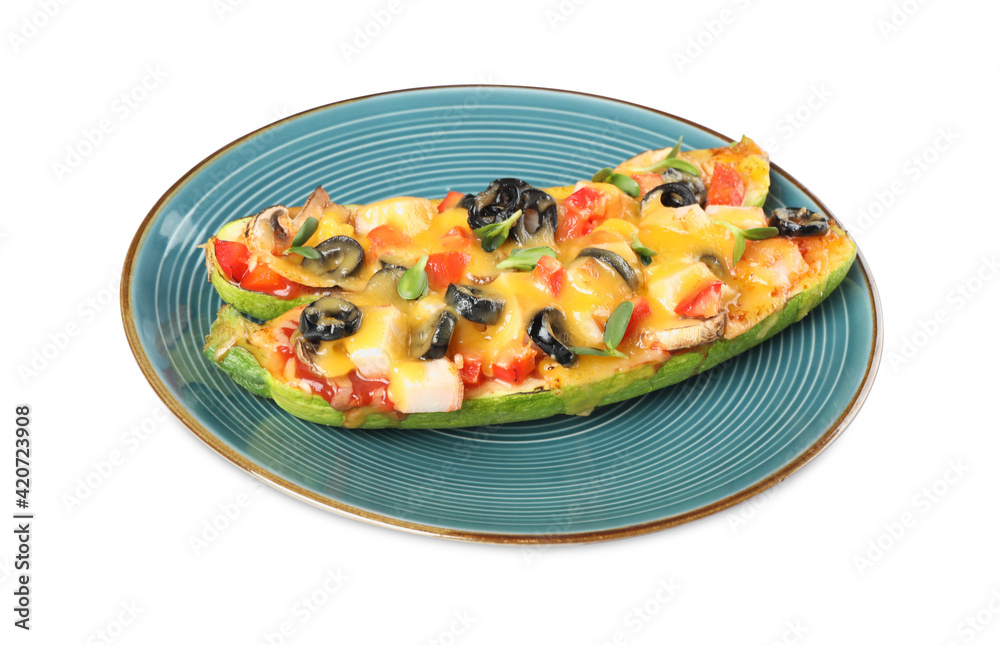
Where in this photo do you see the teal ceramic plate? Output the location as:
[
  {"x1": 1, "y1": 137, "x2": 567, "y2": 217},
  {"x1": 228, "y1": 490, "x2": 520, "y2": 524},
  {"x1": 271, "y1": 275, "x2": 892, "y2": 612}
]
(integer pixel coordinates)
[{"x1": 122, "y1": 86, "x2": 881, "y2": 543}]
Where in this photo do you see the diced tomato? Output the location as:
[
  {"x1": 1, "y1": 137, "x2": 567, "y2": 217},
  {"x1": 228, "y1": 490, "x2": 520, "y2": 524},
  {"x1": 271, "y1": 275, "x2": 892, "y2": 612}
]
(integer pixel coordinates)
[
  {"x1": 240, "y1": 262, "x2": 289, "y2": 293},
  {"x1": 675, "y1": 281, "x2": 724, "y2": 318},
  {"x1": 532, "y1": 254, "x2": 565, "y2": 296},
  {"x1": 214, "y1": 239, "x2": 250, "y2": 282},
  {"x1": 623, "y1": 297, "x2": 652, "y2": 342},
  {"x1": 440, "y1": 237, "x2": 472, "y2": 251},
  {"x1": 239, "y1": 263, "x2": 299, "y2": 298},
  {"x1": 706, "y1": 163, "x2": 745, "y2": 207},
  {"x1": 491, "y1": 347, "x2": 538, "y2": 386},
  {"x1": 437, "y1": 191, "x2": 466, "y2": 213},
  {"x1": 631, "y1": 173, "x2": 664, "y2": 198},
  {"x1": 366, "y1": 225, "x2": 411, "y2": 256},
  {"x1": 425, "y1": 251, "x2": 471, "y2": 291},
  {"x1": 557, "y1": 186, "x2": 608, "y2": 241},
  {"x1": 218, "y1": 239, "x2": 309, "y2": 298},
  {"x1": 565, "y1": 186, "x2": 605, "y2": 211},
  {"x1": 445, "y1": 225, "x2": 474, "y2": 239},
  {"x1": 348, "y1": 370, "x2": 392, "y2": 410},
  {"x1": 440, "y1": 225, "x2": 474, "y2": 251},
  {"x1": 458, "y1": 355, "x2": 483, "y2": 386}
]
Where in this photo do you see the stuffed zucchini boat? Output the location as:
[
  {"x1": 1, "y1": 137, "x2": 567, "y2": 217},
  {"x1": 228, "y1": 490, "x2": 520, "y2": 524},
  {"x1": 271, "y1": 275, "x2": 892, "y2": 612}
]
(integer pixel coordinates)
[
  {"x1": 203, "y1": 137, "x2": 774, "y2": 320},
  {"x1": 202, "y1": 136, "x2": 857, "y2": 428}
]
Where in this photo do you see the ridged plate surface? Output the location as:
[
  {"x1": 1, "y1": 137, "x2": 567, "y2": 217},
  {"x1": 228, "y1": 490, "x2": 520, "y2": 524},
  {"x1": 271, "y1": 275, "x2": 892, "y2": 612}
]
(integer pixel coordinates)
[{"x1": 122, "y1": 86, "x2": 881, "y2": 543}]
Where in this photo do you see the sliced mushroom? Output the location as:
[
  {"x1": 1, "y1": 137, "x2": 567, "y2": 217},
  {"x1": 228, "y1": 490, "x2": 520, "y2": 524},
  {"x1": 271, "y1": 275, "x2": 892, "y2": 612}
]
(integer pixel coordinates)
[
  {"x1": 411, "y1": 310, "x2": 457, "y2": 360},
  {"x1": 643, "y1": 312, "x2": 727, "y2": 352},
  {"x1": 576, "y1": 248, "x2": 640, "y2": 290},
  {"x1": 299, "y1": 296, "x2": 362, "y2": 343},
  {"x1": 245, "y1": 205, "x2": 293, "y2": 253},
  {"x1": 527, "y1": 308, "x2": 577, "y2": 367},
  {"x1": 301, "y1": 236, "x2": 365, "y2": 280},
  {"x1": 290, "y1": 335, "x2": 353, "y2": 406},
  {"x1": 294, "y1": 333, "x2": 321, "y2": 370},
  {"x1": 769, "y1": 207, "x2": 829, "y2": 237},
  {"x1": 291, "y1": 186, "x2": 332, "y2": 228},
  {"x1": 245, "y1": 188, "x2": 334, "y2": 254},
  {"x1": 445, "y1": 284, "x2": 505, "y2": 325}
]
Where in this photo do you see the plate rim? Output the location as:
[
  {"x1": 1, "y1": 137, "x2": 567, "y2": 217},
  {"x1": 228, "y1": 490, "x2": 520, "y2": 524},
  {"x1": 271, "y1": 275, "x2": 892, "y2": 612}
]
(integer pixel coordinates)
[{"x1": 120, "y1": 84, "x2": 883, "y2": 545}]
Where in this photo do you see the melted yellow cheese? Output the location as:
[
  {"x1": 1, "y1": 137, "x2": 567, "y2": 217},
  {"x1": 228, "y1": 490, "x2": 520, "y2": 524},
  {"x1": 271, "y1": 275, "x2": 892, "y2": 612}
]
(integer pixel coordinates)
[
  {"x1": 560, "y1": 258, "x2": 630, "y2": 345},
  {"x1": 310, "y1": 217, "x2": 355, "y2": 245},
  {"x1": 234, "y1": 137, "x2": 854, "y2": 414},
  {"x1": 353, "y1": 197, "x2": 436, "y2": 236},
  {"x1": 704, "y1": 205, "x2": 768, "y2": 229},
  {"x1": 309, "y1": 340, "x2": 355, "y2": 379},
  {"x1": 450, "y1": 273, "x2": 531, "y2": 367},
  {"x1": 343, "y1": 305, "x2": 407, "y2": 379}
]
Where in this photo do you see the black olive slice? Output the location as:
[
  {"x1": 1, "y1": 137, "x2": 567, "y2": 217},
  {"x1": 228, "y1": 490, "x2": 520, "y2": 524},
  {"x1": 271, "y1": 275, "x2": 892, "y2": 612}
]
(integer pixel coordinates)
[
  {"x1": 641, "y1": 182, "x2": 698, "y2": 211},
  {"x1": 699, "y1": 253, "x2": 729, "y2": 278},
  {"x1": 445, "y1": 284, "x2": 505, "y2": 325},
  {"x1": 576, "y1": 248, "x2": 640, "y2": 290},
  {"x1": 377, "y1": 254, "x2": 410, "y2": 272},
  {"x1": 468, "y1": 178, "x2": 528, "y2": 229},
  {"x1": 511, "y1": 188, "x2": 558, "y2": 245},
  {"x1": 466, "y1": 178, "x2": 561, "y2": 243},
  {"x1": 301, "y1": 236, "x2": 365, "y2": 280},
  {"x1": 661, "y1": 168, "x2": 707, "y2": 206},
  {"x1": 411, "y1": 310, "x2": 457, "y2": 360},
  {"x1": 457, "y1": 193, "x2": 476, "y2": 211},
  {"x1": 364, "y1": 267, "x2": 406, "y2": 304},
  {"x1": 527, "y1": 308, "x2": 577, "y2": 367},
  {"x1": 299, "y1": 296, "x2": 362, "y2": 343},
  {"x1": 768, "y1": 207, "x2": 829, "y2": 237}
]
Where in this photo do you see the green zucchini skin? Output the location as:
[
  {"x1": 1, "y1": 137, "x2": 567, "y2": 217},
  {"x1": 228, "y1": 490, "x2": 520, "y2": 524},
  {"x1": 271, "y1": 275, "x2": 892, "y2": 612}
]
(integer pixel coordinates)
[
  {"x1": 208, "y1": 266, "x2": 317, "y2": 321},
  {"x1": 202, "y1": 246, "x2": 856, "y2": 429},
  {"x1": 205, "y1": 219, "x2": 323, "y2": 320}
]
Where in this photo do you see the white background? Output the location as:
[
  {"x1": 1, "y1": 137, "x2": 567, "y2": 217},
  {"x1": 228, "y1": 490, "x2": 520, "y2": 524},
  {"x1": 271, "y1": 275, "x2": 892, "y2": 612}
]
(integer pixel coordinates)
[{"x1": 3, "y1": 0, "x2": 999, "y2": 643}]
